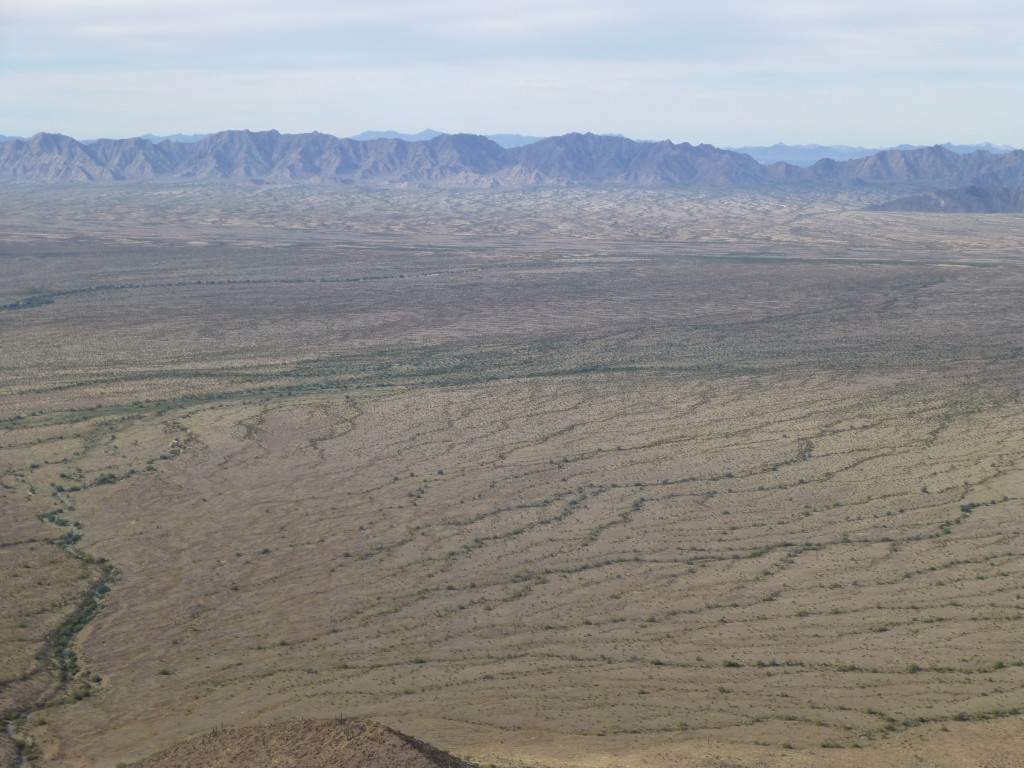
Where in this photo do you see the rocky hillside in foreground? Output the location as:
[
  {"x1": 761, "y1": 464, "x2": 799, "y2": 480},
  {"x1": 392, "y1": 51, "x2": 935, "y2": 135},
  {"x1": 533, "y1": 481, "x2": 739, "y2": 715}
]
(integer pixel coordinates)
[
  {"x1": 3, "y1": 129, "x2": 1024, "y2": 189},
  {"x1": 867, "y1": 185, "x2": 1024, "y2": 212},
  {"x1": 133, "y1": 718, "x2": 480, "y2": 768}
]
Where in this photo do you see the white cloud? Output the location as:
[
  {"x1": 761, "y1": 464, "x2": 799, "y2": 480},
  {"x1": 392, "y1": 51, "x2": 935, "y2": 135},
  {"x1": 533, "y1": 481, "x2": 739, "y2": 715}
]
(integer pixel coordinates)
[
  {"x1": 2, "y1": 0, "x2": 1022, "y2": 142},
  {"x1": 2, "y1": 56, "x2": 1021, "y2": 146},
  {"x1": 6, "y1": 0, "x2": 1023, "y2": 70}
]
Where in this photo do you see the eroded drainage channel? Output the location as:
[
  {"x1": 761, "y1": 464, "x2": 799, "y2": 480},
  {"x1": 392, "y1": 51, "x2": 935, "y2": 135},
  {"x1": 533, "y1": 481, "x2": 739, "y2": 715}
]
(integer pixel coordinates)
[{"x1": 2, "y1": 488, "x2": 119, "y2": 767}]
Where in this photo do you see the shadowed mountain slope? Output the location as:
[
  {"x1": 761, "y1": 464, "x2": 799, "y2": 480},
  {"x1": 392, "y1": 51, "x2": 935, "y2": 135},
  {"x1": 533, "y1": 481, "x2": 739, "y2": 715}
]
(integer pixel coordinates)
[
  {"x1": 134, "y1": 718, "x2": 480, "y2": 768},
  {"x1": 802, "y1": 146, "x2": 1024, "y2": 186},
  {"x1": 867, "y1": 185, "x2": 1024, "y2": 212},
  {"x1": 4, "y1": 130, "x2": 1024, "y2": 189},
  {"x1": 509, "y1": 132, "x2": 769, "y2": 186}
]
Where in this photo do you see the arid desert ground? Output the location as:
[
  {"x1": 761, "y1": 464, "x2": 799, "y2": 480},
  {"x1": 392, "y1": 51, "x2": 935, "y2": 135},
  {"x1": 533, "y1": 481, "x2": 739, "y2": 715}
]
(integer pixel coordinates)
[{"x1": 2, "y1": 184, "x2": 1023, "y2": 767}]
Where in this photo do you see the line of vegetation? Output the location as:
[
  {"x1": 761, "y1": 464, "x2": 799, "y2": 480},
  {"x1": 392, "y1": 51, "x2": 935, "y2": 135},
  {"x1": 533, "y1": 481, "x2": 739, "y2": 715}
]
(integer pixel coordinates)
[
  {"x1": 1, "y1": 492, "x2": 120, "y2": 766},
  {"x1": 0, "y1": 268, "x2": 503, "y2": 315}
]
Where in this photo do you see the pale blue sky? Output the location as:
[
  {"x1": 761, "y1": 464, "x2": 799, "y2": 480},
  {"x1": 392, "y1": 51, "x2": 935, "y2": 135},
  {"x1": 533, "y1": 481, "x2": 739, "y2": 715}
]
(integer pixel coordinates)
[{"x1": 1, "y1": 0, "x2": 1021, "y2": 145}]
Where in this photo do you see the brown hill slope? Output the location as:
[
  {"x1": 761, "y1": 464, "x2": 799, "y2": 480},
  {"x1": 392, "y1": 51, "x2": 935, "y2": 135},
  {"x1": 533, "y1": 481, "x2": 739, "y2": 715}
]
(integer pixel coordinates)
[{"x1": 133, "y1": 718, "x2": 480, "y2": 768}]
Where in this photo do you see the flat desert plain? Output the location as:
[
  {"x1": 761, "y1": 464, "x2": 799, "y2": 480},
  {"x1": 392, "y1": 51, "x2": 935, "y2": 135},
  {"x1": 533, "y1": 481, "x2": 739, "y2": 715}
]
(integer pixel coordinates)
[{"x1": 1, "y1": 184, "x2": 1023, "y2": 768}]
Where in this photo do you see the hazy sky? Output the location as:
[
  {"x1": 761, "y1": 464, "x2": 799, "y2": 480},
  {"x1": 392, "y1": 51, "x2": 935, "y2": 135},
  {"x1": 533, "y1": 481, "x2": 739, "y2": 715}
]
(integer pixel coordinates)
[{"x1": 2, "y1": 0, "x2": 1021, "y2": 145}]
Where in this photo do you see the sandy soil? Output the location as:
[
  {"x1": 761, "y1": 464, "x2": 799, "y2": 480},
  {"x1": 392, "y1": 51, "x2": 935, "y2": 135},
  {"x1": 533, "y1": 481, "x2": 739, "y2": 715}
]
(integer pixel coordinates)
[{"x1": 0, "y1": 186, "x2": 1021, "y2": 768}]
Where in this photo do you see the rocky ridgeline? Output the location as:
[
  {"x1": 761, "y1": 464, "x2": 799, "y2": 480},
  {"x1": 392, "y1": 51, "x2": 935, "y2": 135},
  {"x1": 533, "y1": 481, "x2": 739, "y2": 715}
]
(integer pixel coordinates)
[{"x1": 3, "y1": 129, "x2": 1024, "y2": 189}]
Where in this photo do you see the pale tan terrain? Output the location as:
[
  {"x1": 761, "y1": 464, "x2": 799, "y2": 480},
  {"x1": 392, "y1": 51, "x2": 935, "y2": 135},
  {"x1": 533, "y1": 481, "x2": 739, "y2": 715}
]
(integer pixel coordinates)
[{"x1": 0, "y1": 185, "x2": 1022, "y2": 767}]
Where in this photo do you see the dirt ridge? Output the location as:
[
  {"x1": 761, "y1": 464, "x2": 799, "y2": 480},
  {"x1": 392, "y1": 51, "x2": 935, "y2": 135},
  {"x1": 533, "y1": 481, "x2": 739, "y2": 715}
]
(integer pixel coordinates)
[{"x1": 133, "y1": 717, "x2": 481, "y2": 768}]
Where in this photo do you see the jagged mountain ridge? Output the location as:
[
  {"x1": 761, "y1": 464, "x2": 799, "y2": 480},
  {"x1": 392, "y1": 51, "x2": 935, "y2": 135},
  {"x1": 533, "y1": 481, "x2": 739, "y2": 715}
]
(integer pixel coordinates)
[
  {"x1": 3, "y1": 129, "x2": 1024, "y2": 188},
  {"x1": 0, "y1": 130, "x2": 771, "y2": 186}
]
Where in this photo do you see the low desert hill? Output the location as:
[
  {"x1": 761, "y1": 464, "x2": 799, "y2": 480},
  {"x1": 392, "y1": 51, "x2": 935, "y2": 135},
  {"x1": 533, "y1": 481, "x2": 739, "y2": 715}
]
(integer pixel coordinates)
[
  {"x1": 3, "y1": 129, "x2": 1024, "y2": 188},
  {"x1": 134, "y1": 718, "x2": 479, "y2": 768},
  {"x1": 867, "y1": 184, "x2": 1024, "y2": 212}
]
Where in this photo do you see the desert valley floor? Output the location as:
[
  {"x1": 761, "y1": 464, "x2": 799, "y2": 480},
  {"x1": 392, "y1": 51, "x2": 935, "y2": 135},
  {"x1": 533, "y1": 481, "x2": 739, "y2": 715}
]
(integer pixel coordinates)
[{"x1": 1, "y1": 184, "x2": 1023, "y2": 767}]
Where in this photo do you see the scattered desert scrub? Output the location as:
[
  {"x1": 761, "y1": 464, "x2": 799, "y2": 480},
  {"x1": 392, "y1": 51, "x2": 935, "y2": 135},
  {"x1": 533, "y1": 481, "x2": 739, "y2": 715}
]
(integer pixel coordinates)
[{"x1": 1, "y1": 186, "x2": 1023, "y2": 767}]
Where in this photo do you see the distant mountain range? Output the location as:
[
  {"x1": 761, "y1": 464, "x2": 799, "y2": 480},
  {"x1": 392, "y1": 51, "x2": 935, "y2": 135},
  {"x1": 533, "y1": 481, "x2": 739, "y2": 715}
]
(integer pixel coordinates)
[
  {"x1": 0, "y1": 130, "x2": 545, "y2": 149},
  {"x1": 2, "y1": 130, "x2": 1024, "y2": 190},
  {"x1": 728, "y1": 142, "x2": 1019, "y2": 167},
  {"x1": 135, "y1": 133, "x2": 209, "y2": 144},
  {"x1": 347, "y1": 129, "x2": 543, "y2": 148},
  {"x1": 1, "y1": 131, "x2": 1019, "y2": 165}
]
